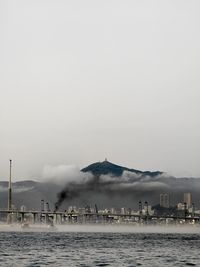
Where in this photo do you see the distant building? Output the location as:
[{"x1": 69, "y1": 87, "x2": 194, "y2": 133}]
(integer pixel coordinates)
[
  {"x1": 121, "y1": 207, "x2": 127, "y2": 215},
  {"x1": 111, "y1": 208, "x2": 117, "y2": 214},
  {"x1": 111, "y1": 208, "x2": 121, "y2": 214},
  {"x1": 85, "y1": 205, "x2": 91, "y2": 213},
  {"x1": 68, "y1": 206, "x2": 77, "y2": 213},
  {"x1": 78, "y1": 208, "x2": 85, "y2": 214},
  {"x1": 143, "y1": 204, "x2": 154, "y2": 216},
  {"x1": 177, "y1": 203, "x2": 185, "y2": 211},
  {"x1": 183, "y1": 193, "x2": 192, "y2": 208},
  {"x1": 20, "y1": 205, "x2": 26, "y2": 212},
  {"x1": 160, "y1": 193, "x2": 170, "y2": 208}
]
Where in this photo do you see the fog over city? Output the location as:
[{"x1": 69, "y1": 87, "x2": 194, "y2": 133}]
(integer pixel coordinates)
[{"x1": 1, "y1": 0, "x2": 200, "y2": 181}]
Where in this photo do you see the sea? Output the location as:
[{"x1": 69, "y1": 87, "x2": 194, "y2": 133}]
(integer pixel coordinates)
[{"x1": 0, "y1": 225, "x2": 200, "y2": 267}]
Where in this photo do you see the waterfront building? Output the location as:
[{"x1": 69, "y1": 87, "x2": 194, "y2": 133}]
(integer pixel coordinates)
[
  {"x1": 143, "y1": 204, "x2": 154, "y2": 216},
  {"x1": 177, "y1": 203, "x2": 185, "y2": 210},
  {"x1": 121, "y1": 207, "x2": 127, "y2": 215},
  {"x1": 111, "y1": 208, "x2": 117, "y2": 214},
  {"x1": 20, "y1": 205, "x2": 26, "y2": 212}
]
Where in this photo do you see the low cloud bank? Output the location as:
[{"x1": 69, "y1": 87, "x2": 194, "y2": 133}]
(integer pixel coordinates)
[
  {"x1": 45, "y1": 166, "x2": 169, "y2": 211},
  {"x1": 41, "y1": 164, "x2": 200, "y2": 211},
  {"x1": 42, "y1": 164, "x2": 92, "y2": 185}
]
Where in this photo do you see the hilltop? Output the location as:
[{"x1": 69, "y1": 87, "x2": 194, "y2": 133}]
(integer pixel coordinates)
[{"x1": 81, "y1": 160, "x2": 162, "y2": 177}]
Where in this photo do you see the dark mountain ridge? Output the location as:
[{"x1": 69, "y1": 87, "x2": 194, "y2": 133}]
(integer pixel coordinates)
[{"x1": 81, "y1": 160, "x2": 162, "y2": 177}]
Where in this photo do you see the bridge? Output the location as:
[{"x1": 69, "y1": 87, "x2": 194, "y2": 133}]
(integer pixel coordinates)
[{"x1": 0, "y1": 209, "x2": 199, "y2": 225}]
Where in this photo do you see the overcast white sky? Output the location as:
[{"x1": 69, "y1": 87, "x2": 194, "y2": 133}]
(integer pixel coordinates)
[{"x1": 0, "y1": 0, "x2": 200, "y2": 180}]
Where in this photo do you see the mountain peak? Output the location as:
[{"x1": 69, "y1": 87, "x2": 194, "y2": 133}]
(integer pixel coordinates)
[{"x1": 81, "y1": 160, "x2": 162, "y2": 177}]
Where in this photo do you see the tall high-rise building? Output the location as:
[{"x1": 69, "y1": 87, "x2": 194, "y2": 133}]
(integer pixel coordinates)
[
  {"x1": 160, "y1": 193, "x2": 170, "y2": 208},
  {"x1": 183, "y1": 193, "x2": 192, "y2": 208}
]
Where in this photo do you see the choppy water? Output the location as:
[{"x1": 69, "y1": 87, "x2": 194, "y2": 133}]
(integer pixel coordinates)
[{"x1": 0, "y1": 227, "x2": 200, "y2": 266}]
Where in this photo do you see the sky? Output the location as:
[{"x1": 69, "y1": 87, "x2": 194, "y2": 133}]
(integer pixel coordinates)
[{"x1": 0, "y1": 0, "x2": 200, "y2": 181}]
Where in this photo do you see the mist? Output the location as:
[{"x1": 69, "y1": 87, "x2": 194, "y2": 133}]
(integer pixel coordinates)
[
  {"x1": 0, "y1": 224, "x2": 199, "y2": 234},
  {"x1": 0, "y1": 163, "x2": 198, "y2": 210},
  {"x1": 42, "y1": 164, "x2": 92, "y2": 185},
  {"x1": 48, "y1": 164, "x2": 200, "y2": 210}
]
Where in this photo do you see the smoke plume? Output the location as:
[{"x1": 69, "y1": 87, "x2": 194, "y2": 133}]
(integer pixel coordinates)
[{"x1": 54, "y1": 170, "x2": 168, "y2": 211}]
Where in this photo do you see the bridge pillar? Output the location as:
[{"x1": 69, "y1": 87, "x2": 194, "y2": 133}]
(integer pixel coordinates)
[
  {"x1": 54, "y1": 213, "x2": 62, "y2": 224},
  {"x1": 68, "y1": 214, "x2": 72, "y2": 224},
  {"x1": 21, "y1": 212, "x2": 25, "y2": 223},
  {"x1": 45, "y1": 213, "x2": 49, "y2": 224},
  {"x1": 192, "y1": 203, "x2": 195, "y2": 218},
  {"x1": 7, "y1": 212, "x2": 12, "y2": 224},
  {"x1": 53, "y1": 214, "x2": 57, "y2": 224},
  {"x1": 184, "y1": 202, "x2": 187, "y2": 222},
  {"x1": 139, "y1": 201, "x2": 142, "y2": 224},
  {"x1": 33, "y1": 213, "x2": 37, "y2": 224}
]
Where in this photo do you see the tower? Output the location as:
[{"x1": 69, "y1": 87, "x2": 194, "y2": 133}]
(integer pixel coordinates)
[
  {"x1": 8, "y1": 159, "x2": 12, "y2": 211},
  {"x1": 183, "y1": 193, "x2": 192, "y2": 208},
  {"x1": 7, "y1": 159, "x2": 12, "y2": 224},
  {"x1": 160, "y1": 193, "x2": 170, "y2": 208}
]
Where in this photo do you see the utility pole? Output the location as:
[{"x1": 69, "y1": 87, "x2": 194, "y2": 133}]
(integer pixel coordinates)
[
  {"x1": 139, "y1": 201, "x2": 142, "y2": 224},
  {"x1": 7, "y1": 159, "x2": 12, "y2": 224},
  {"x1": 8, "y1": 159, "x2": 12, "y2": 211}
]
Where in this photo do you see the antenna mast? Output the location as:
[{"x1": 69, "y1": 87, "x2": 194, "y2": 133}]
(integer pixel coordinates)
[{"x1": 8, "y1": 159, "x2": 12, "y2": 211}]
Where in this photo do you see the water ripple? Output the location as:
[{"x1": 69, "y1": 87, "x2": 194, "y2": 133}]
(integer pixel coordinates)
[{"x1": 0, "y1": 232, "x2": 200, "y2": 266}]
